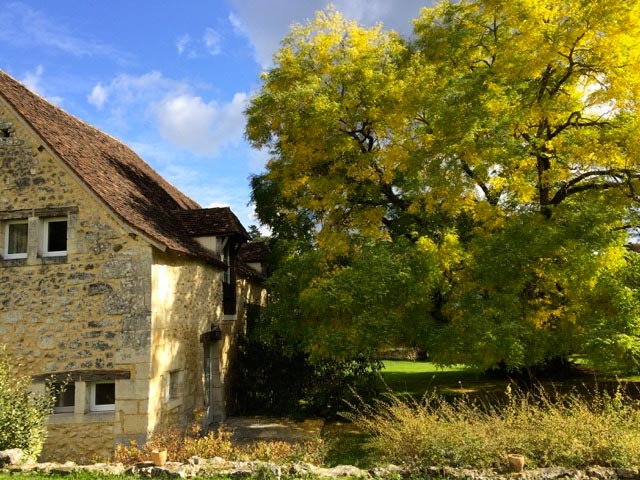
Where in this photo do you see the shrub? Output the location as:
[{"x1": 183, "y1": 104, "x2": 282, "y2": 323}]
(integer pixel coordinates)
[
  {"x1": 236, "y1": 438, "x2": 326, "y2": 465},
  {"x1": 0, "y1": 345, "x2": 56, "y2": 459},
  {"x1": 346, "y1": 385, "x2": 640, "y2": 470},
  {"x1": 115, "y1": 412, "x2": 325, "y2": 465}
]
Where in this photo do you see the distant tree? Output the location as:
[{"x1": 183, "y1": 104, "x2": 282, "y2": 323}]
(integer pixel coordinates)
[
  {"x1": 247, "y1": 2, "x2": 640, "y2": 371},
  {"x1": 246, "y1": 224, "x2": 265, "y2": 241}
]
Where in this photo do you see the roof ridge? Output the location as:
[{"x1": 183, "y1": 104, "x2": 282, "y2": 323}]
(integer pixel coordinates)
[{"x1": 0, "y1": 70, "x2": 130, "y2": 151}]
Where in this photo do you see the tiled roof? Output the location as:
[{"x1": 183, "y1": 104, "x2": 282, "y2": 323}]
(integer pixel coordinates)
[
  {"x1": 239, "y1": 241, "x2": 269, "y2": 263},
  {"x1": 0, "y1": 69, "x2": 248, "y2": 271},
  {"x1": 175, "y1": 207, "x2": 249, "y2": 239}
]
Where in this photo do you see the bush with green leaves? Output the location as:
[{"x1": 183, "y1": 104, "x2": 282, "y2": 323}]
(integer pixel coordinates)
[{"x1": 0, "y1": 346, "x2": 56, "y2": 459}]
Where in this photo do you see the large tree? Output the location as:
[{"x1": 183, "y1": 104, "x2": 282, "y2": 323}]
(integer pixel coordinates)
[{"x1": 246, "y1": 1, "x2": 640, "y2": 371}]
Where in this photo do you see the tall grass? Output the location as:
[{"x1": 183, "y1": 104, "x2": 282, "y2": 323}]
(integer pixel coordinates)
[{"x1": 346, "y1": 385, "x2": 640, "y2": 470}]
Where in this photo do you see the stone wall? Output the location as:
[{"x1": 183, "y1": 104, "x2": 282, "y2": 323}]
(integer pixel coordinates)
[
  {"x1": 147, "y1": 250, "x2": 223, "y2": 434},
  {"x1": 0, "y1": 101, "x2": 154, "y2": 462},
  {"x1": 149, "y1": 252, "x2": 266, "y2": 430}
]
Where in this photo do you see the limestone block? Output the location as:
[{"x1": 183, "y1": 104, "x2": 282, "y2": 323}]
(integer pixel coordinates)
[
  {"x1": 102, "y1": 259, "x2": 132, "y2": 279},
  {"x1": 116, "y1": 399, "x2": 140, "y2": 415},
  {"x1": 117, "y1": 379, "x2": 150, "y2": 400},
  {"x1": 121, "y1": 414, "x2": 150, "y2": 435},
  {"x1": 103, "y1": 294, "x2": 129, "y2": 315}
]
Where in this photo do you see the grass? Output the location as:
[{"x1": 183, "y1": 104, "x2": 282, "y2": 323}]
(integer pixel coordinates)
[
  {"x1": 379, "y1": 360, "x2": 491, "y2": 397},
  {"x1": 322, "y1": 422, "x2": 372, "y2": 468},
  {"x1": 346, "y1": 384, "x2": 640, "y2": 470},
  {"x1": 0, "y1": 475, "x2": 240, "y2": 480},
  {"x1": 0, "y1": 475, "x2": 133, "y2": 480},
  {"x1": 325, "y1": 360, "x2": 489, "y2": 467},
  {"x1": 325, "y1": 360, "x2": 640, "y2": 468},
  {"x1": 12, "y1": 361, "x2": 640, "y2": 473}
]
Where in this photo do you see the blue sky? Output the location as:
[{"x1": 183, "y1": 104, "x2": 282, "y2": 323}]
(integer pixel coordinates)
[{"x1": 0, "y1": 0, "x2": 431, "y2": 229}]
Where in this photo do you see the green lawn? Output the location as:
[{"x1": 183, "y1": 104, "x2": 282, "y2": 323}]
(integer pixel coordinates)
[{"x1": 379, "y1": 360, "x2": 503, "y2": 398}]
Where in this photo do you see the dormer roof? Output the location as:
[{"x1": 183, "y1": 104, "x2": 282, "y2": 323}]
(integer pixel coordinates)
[{"x1": 174, "y1": 207, "x2": 250, "y2": 240}]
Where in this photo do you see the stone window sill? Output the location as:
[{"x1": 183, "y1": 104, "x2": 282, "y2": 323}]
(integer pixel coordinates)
[
  {"x1": 48, "y1": 411, "x2": 115, "y2": 425},
  {"x1": 0, "y1": 257, "x2": 27, "y2": 267},
  {"x1": 0, "y1": 255, "x2": 67, "y2": 267}
]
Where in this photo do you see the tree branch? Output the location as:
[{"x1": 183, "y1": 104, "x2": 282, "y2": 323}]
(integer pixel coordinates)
[
  {"x1": 550, "y1": 169, "x2": 640, "y2": 205},
  {"x1": 460, "y1": 161, "x2": 499, "y2": 205}
]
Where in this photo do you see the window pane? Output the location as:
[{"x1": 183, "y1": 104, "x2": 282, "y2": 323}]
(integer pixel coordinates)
[
  {"x1": 47, "y1": 220, "x2": 67, "y2": 252},
  {"x1": 53, "y1": 382, "x2": 75, "y2": 413},
  {"x1": 55, "y1": 383, "x2": 75, "y2": 407},
  {"x1": 7, "y1": 223, "x2": 27, "y2": 254},
  {"x1": 95, "y1": 382, "x2": 115, "y2": 405}
]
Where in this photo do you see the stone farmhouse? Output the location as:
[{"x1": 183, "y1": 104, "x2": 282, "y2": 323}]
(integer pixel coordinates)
[{"x1": 0, "y1": 70, "x2": 266, "y2": 462}]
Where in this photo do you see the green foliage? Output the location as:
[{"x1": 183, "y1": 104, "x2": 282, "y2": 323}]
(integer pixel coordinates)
[
  {"x1": 247, "y1": 1, "x2": 640, "y2": 372},
  {"x1": 259, "y1": 239, "x2": 443, "y2": 362},
  {"x1": 347, "y1": 385, "x2": 640, "y2": 470},
  {"x1": 229, "y1": 329, "x2": 381, "y2": 418},
  {"x1": 0, "y1": 346, "x2": 56, "y2": 459}
]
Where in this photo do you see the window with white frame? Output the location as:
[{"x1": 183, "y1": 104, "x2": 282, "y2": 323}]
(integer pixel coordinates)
[
  {"x1": 4, "y1": 220, "x2": 28, "y2": 259},
  {"x1": 42, "y1": 218, "x2": 67, "y2": 257},
  {"x1": 52, "y1": 382, "x2": 75, "y2": 414},
  {"x1": 90, "y1": 381, "x2": 115, "y2": 412}
]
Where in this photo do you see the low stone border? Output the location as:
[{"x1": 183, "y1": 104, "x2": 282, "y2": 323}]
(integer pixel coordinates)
[{"x1": 2, "y1": 455, "x2": 640, "y2": 479}]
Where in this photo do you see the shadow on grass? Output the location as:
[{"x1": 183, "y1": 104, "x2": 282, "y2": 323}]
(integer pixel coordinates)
[{"x1": 322, "y1": 421, "x2": 376, "y2": 468}]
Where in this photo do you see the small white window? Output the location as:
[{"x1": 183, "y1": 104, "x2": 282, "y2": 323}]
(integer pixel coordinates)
[
  {"x1": 90, "y1": 382, "x2": 115, "y2": 412},
  {"x1": 4, "y1": 220, "x2": 28, "y2": 259},
  {"x1": 43, "y1": 218, "x2": 67, "y2": 257},
  {"x1": 53, "y1": 382, "x2": 75, "y2": 414}
]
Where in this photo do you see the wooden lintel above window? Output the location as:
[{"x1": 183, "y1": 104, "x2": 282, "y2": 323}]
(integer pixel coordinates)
[
  {"x1": 0, "y1": 206, "x2": 78, "y2": 220},
  {"x1": 32, "y1": 369, "x2": 131, "y2": 383},
  {"x1": 34, "y1": 206, "x2": 79, "y2": 217}
]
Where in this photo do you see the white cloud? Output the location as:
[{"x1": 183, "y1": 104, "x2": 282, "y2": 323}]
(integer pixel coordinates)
[
  {"x1": 175, "y1": 27, "x2": 224, "y2": 58},
  {"x1": 228, "y1": 12, "x2": 248, "y2": 36},
  {"x1": 20, "y1": 65, "x2": 63, "y2": 105},
  {"x1": 0, "y1": 2, "x2": 128, "y2": 62},
  {"x1": 88, "y1": 71, "x2": 249, "y2": 158},
  {"x1": 88, "y1": 71, "x2": 184, "y2": 111},
  {"x1": 176, "y1": 34, "x2": 191, "y2": 56},
  {"x1": 228, "y1": 0, "x2": 432, "y2": 68},
  {"x1": 88, "y1": 83, "x2": 108, "y2": 109},
  {"x1": 156, "y1": 91, "x2": 248, "y2": 156},
  {"x1": 203, "y1": 28, "x2": 222, "y2": 56},
  {"x1": 21, "y1": 65, "x2": 44, "y2": 93}
]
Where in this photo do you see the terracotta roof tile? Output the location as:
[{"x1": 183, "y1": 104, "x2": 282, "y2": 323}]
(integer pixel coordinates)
[
  {"x1": 175, "y1": 207, "x2": 249, "y2": 239},
  {"x1": 239, "y1": 241, "x2": 269, "y2": 263}
]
